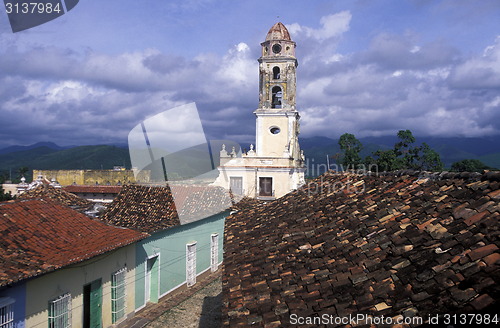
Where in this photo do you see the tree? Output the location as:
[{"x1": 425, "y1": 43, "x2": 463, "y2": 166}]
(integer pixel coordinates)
[
  {"x1": 451, "y1": 159, "x2": 491, "y2": 172},
  {"x1": 338, "y1": 133, "x2": 362, "y2": 168},
  {"x1": 0, "y1": 185, "x2": 13, "y2": 201},
  {"x1": 418, "y1": 142, "x2": 443, "y2": 171},
  {"x1": 394, "y1": 130, "x2": 421, "y2": 169},
  {"x1": 17, "y1": 166, "x2": 29, "y2": 179},
  {"x1": 373, "y1": 149, "x2": 402, "y2": 172},
  {"x1": 372, "y1": 130, "x2": 443, "y2": 172}
]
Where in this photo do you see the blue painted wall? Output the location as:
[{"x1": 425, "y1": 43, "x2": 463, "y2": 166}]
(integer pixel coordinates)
[
  {"x1": 135, "y1": 211, "x2": 226, "y2": 309},
  {"x1": 0, "y1": 282, "x2": 26, "y2": 328}
]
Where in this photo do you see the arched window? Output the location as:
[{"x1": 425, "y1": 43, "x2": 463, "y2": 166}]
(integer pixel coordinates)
[
  {"x1": 271, "y1": 86, "x2": 282, "y2": 109},
  {"x1": 273, "y1": 66, "x2": 280, "y2": 79}
]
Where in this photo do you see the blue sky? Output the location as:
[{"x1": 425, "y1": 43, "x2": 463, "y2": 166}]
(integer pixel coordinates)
[{"x1": 1, "y1": 0, "x2": 499, "y2": 147}]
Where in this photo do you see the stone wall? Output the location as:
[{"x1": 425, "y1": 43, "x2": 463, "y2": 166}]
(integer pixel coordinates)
[{"x1": 33, "y1": 169, "x2": 150, "y2": 186}]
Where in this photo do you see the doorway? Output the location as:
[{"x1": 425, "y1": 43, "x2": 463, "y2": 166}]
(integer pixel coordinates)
[
  {"x1": 145, "y1": 255, "x2": 159, "y2": 303},
  {"x1": 83, "y1": 279, "x2": 102, "y2": 328}
]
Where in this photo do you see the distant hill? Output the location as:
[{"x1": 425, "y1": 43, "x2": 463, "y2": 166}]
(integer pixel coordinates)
[
  {"x1": 0, "y1": 142, "x2": 65, "y2": 155},
  {"x1": 299, "y1": 135, "x2": 500, "y2": 175},
  {"x1": 1, "y1": 135, "x2": 498, "y2": 182},
  {"x1": 0, "y1": 144, "x2": 130, "y2": 182}
]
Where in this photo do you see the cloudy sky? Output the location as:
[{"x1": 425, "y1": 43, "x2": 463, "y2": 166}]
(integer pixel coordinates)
[{"x1": 1, "y1": 0, "x2": 499, "y2": 148}]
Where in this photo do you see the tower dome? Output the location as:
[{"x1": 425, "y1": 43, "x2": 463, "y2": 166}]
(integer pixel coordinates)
[{"x1": 265, "y1": 22, "x2": 291, "y2": 41}]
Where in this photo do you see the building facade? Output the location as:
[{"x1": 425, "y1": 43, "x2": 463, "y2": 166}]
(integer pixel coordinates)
[
  {"x1": 33, "y1": 169, "x2": 151, "y2": 186},
  {"x1": 135, "y1": 211, "x2": 226, "y2": 310},
  {"x1": 25, "y1": 245, "x2": 137, "y2": 328},
  {"x1": 0, "y1": 198, "x2": 146, "y2": 328},
  {"x1": 213, "y1": 22, "x2": 305, "y2": 199},
  {"x1": 97, "y1": 184, "x2": 229, "y2": 311}
]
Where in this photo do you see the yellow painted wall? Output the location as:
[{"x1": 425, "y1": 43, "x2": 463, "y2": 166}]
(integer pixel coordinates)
[
  {"x1": 259, "y1": 116, "x2": 290, "y2": 157},
  {"x1": 33, "y1": 170, "x2": 150, "y2": 186},
  {"x1": 25, "y1": 244, "x2": 136, "y2": 328}
]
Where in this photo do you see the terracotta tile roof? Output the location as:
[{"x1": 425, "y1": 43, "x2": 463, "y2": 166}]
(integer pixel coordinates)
[
  {"x1": 64, "y1": 185, "x2": 122, "y2": 194},
  {"x1": 222, "y1": 171, "x2": 500, "y2": 327},
  {"x1": 176, "y1": 185, "x2": 232, "y2": 223},
  {"x1": 18, "y1": 184, "x2": 94, "y2": 212},
  {"x1": 0, "y1": 198, "x2": 147, "y2": 287},
  {"x1": 99, "y1": 185, "x2": 179, "y2": 233},
  {"x1": 100, "y1": 184, "x2": 232, "y2": 233}
]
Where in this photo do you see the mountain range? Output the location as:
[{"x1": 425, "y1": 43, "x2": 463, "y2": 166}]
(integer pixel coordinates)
[{"x1": 0, "y1": 136, "x2": 498, "y2": 182}]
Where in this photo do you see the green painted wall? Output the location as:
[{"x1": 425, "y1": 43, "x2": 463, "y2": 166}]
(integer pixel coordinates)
[{"x1": 135, "y1": 211, "x2": 226, "y2": 309}]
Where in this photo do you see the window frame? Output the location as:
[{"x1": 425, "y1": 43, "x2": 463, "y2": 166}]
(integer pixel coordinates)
[
  {"x1": 48, "y1": 293, "x2": 72, "y2": 328},
  {"x1": 210, "y1": 233, "x2": 219, "y2": 272},
  {"x1": 186, "y1": 242, "x2": 197, "y2": 287},
  {"x1": 0, "y1": 297, "x2": 14, "y2": 328},
  {"x1": 111, "y1": 267, "x2": 127, "y2": 323}
]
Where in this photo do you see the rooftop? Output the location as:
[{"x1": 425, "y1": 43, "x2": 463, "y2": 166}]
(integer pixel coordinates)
[
  {"x1": 265, "y1": 22, "x2": 291, "y2": 41},
  {"x1": 99, "y1": 184, "x2": 231, "y2": 233},
  {"x1": 64, "y1": 185, "x2": 122, "y2": 194},
  {"x1": 222, "y1": 171, "x2": 500, "y2": 326},
  {"x1": 0, "y1": 198, "x2": 147, "y2": 287},
  {"x1": 18, "y1": 184, "x2": 94, "y2": 212},
  {"x1": 99, "y1": 184, "x2": 179, "y2": 234}
]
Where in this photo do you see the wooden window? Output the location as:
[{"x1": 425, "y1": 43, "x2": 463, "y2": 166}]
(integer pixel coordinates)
[
  {"x1": 0, "y1": 298, "x2": 14, "y2": 328},
  {"x1": 111, "y1": 268, "x2": 127, "y2": 323},
  {"x1": 229, "y1": 177, "x2": 243, "y2": 195},
  {"x1": 210, "y1": 234, "x2": 219, "y2": 272},
  {"x1": 259, "y1": 177, "x2": 273, "y2": 197},
  {"x1": 186, "y1": 242, "x2": 197, "y2": 287},
  {"x1": 48, "y1": 294, "x2": 72, "y2": 328}
]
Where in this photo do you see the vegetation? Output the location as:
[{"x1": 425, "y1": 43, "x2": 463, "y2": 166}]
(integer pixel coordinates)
[
  {"x1": 338, "y1": 133, "x2": 363, "y2": 168},
  {"x1": 451, "y1": 159, "x2": 493, "y2": 172},
  {"x1": 0, "y1": 185, "x2": 13, "y2": 201},
  {"x1": 0, "y1": 145, "x2": 131, "y2": 182},
  {"x1": 338, "y1": 130, "x2": 443, "y2": 172}
]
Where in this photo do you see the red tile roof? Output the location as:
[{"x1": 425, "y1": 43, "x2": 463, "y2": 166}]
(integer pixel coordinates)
[
  {"x1": 222, "y1": 171, "x2": 500, "y2": 327},
  {"x1": 18, "y1": 184, "x2": 93, "y2": 212},
  {"x1": 99, "y1": 184, "x2": 232, "y2": 233},
  {"x1": 99, "y1": 185, "x2": 179, "y2": 233},
  {"x1": 64, "y1": 185, "x2": 122, "y2": 194},
  {"x1": 0, "y1": 198, "x2": 147, "y2": 287}
]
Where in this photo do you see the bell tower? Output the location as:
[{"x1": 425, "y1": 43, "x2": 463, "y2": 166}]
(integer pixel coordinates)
[
  {"x1": 213, "y1": 22, "x2": 305, "y2": 199},
  {"x1": 255, "y1": 22, "x2": 301, "y2": 163}
]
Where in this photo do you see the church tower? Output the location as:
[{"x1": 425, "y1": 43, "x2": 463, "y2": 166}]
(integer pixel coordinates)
[
  {"x1": 213, "y1": 22, "x2": 305, "y2": 199},
  {"x1": 255, "y1": 22, "x2": 301, "y2": 162}
]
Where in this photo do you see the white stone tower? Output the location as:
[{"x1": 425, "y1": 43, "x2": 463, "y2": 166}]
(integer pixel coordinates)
[{"x1": 213, "y1": 22, "x2": 305, "y2": 199}]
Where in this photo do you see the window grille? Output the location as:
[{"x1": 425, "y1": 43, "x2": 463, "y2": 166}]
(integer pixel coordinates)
[
  {"x1": 210, "y1": 234, "x2": 219, "y2": 272},
  {"x1": 111, "y1": 267, "x2": 127, "y2": 323},
  {"x1": 186, "y1": 242, "x2": 197, "y2": 287},
  {"x1": 48, "y1": 293, "x2": 72, "y2": 328},
  {"x1": 0, "y1": 298, "x2": 14, "y2": 328}
]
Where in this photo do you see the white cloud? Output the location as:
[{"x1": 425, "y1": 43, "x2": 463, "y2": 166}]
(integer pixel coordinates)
[
  {"x1": 0, "y1": 11, "x2": 499, "y2": 147},
  {"x1": 448, "y1": 35, "x2": 500, "y2": 89},
  {"x1": 288, "y1": 12, "x2": 352, "y2": 65},
  {"x1": 288, "y1": 11, "x2": 351, "y2": 41}
]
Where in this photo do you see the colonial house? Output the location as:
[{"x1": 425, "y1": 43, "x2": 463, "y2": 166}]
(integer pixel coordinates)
[
  {"x1": 99, "y1": 184, "x2": 230, "y2": 311},
  {"x1": 0, "y1": 198, "x2": 147, "y2": 328},
  {"x1": 222, "y1": 171, "x2": 500, "y2": 326}
]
